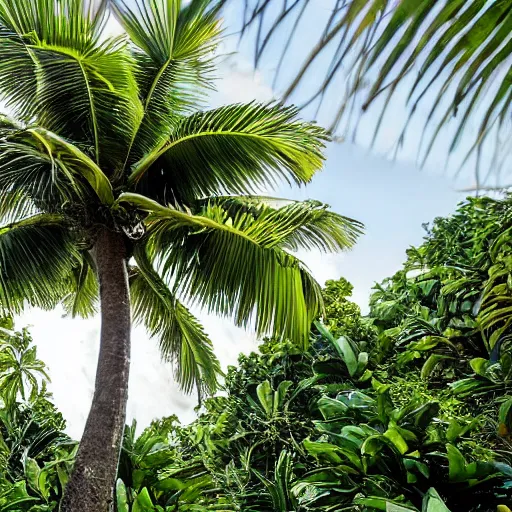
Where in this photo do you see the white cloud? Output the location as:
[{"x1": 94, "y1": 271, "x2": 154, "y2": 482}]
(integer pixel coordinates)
[{"x1": 212, "y1": 57, "x2": 275, "y2": 104}]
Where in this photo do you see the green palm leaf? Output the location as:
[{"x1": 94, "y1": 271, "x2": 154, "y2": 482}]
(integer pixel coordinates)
[
  {"x1": 0, "y1": 0, "x2": 142, "y2": 172},
  {"x1": 359, "y1": 0, "x2": 512, "y2": 177},
  {"x1": 228, "y1": 0, "x2": 512, "y2": 184},
  {"x1": 0, "y1": 123, "x2": 114, "y2": 205},
  {"x1": 62, "y1": 253, "x2": 99, "y2": 319},
  {"x1": 130, "y1": 246, "x2": 221, "y2": 397},
  {"x1": 130, "y1": 102, "x2": 329, "y2": 203},
  {"x1": 194, "y1": 196, "x2": 364, "y2": 252},
  {"x1": 118, "y1": 193, "x2": 325, "y2": 346},
  {"x1": 0, "y1": 214, "x2": 79, "y2": 314},
  {"x1": 112, "y1": 0, "x2": 222, "y2": 162},
  {"x1": 0, "y1": 189, "x2": 38, "y2": 225}
]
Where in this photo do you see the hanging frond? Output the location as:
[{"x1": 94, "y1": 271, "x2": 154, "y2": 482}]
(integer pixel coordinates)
[
  {"x1": 118, "y1": 193, "x2": 325, "y2": 346},
  {"x1": 130, "y1": 246, "x2": 221, "y2": 397},
  {"x1": 130, "y1": 102, "x2": 329, "y2": 204},
  {"x1": 193, "y1": 195, "x2": 364, "y2": 252},
  {"x1": 0, "y1": 124, "x2": 114, "y2": 206},
  {"x1": 0, "y1": 0, "x2": 142, "y2": 172},
  {"x1": 112, "y1": 0, "x2": 222, "y2": 161},
  {"x1": 62, "y1": 252, "x2": 99, "y2": 319},
  {"x1": 224, "y1": 0, "x2": 512, "y2": 186},
  {"x1": 0, "y1": 214, "x2": 80, "y2": 314}
]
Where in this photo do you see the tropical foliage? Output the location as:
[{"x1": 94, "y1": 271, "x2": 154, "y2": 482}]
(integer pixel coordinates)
[
  {"x1": 111, "y1": 194, "x2": 512, "y2": 511},
  {"x1": 3, "y1": 194, "x2": 512, "y2": 511},
  {"x1": 0, "y1": 0, "x2": 361, "y2": 398},
  {"x1": 0, "y1": 319, "x2": 76, "y2": 511}
]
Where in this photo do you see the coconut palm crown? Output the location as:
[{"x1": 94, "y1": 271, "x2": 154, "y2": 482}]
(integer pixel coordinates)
[{"x1": 0, "y1": 0, "x2": 362, "y2": 510}]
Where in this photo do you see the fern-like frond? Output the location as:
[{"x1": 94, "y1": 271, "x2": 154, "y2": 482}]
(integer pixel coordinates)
[{"x1": 130, "y1": 246, "x2": 221, "y2": 397}]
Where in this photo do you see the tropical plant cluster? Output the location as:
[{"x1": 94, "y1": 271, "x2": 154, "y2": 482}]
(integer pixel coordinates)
[{"x1": 1, "y1": 195, "x2": 512, "y2": 511}]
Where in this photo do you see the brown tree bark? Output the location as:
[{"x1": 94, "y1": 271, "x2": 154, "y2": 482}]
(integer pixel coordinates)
[{"x1": 61, "y1": 228, "x2": 131, "y2": 512}]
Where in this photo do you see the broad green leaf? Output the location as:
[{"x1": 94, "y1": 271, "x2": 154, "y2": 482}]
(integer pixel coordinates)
[
  {"x1": 333, "y1": 336, "x2": 358, "y2": 376},
  {"x1": 116, "y1": 479, "x2": 129, "y2": 512},
  {"x1": 449, "y1": 378, "x2": 485, "y2": 396},
  {"x1": 422, "y1": 488, "x2": 451, "y2": 512},
  {"x1": 498, "y1": 397, "x2": 512, "y2": 436},
  {"x1": 421, "y1": 354, "x2": 451, "y2": 380},
  {"x1": 470, "y1": 357, "x2": 490, "y2": 377},
  {"x1": 256, "y1": 381, "x2": 273, "y2": 417},
  {"x1": 446, "y1": 444, "x2": 467, "y2": 482},
  {"x1": 274, "y1": 380, "x2": 292, "y2": 414},
  {"x1": 24, "y1": 458, "x2": 41, "y2": 494},
  {"x1": 318, "y1": 396, "x2": 349, "y2": 420},
  {"x1": 383, "y1": 428, "x2": 409, "y2": 455},
  {"x1": 133, "y1": 487, "x2": 154, "y2": 512}
]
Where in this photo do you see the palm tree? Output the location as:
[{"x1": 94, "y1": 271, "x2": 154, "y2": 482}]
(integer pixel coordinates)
[
  {"x1": 226, "y1": 0, "x2": 512, "y2": 189},
  {"x1": 0, "y1": 0, "x2": 362, "y2": 510}
]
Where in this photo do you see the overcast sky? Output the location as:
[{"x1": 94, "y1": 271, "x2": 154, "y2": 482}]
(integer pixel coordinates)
[{"x1": 18, "y1": 7, "x2": 468, "y2": 439}]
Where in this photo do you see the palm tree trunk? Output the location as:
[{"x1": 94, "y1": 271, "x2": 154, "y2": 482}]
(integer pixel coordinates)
[{"x1": 61, "y1": 228, "x2": 131, "y2": 512}]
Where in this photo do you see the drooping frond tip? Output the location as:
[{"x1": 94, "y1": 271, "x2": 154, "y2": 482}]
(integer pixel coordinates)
[
  {"x1": 225, "y1": 0, "x2": 512, "y2": 188},
  {"x1": 118, "y1": 192, "x2": 361, "y2": 348}
]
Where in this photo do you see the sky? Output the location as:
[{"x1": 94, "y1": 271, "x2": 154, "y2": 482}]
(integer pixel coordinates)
[{"x1": 18, "y1": 5, "x2": 468, "y2": 440}]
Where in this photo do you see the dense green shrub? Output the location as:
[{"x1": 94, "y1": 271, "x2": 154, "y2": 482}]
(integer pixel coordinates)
[{"x1": 0, "y1": 319, "x2": 76, "y2": 511}]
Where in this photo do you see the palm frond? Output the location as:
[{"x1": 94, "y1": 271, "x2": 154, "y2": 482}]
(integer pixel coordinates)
[
  {"x1": 226, "y1": 0, "x2": 512, "y2": 185},
  {"x1": 0, "y1": 0, "x2": 107, "y2": 51},
  {"x1": 0, "y1": 214, "x2": 79, "y2": 314},
  {"x1": 113, "y1": 0, "x2": 222, "y2": 162},
  {"x1": 0, "y1": 123, "x2": 114, "y2": 206},
  {"x1": 62, "y1": 252, "x2": 99, "y2": 319},
  {"x1": 357, "y1": 0, "x2": 512, "y2": 180},
  {"x1": 0, "y1": 189, "x2": 39, "y2": 225},
  {"x1": 118, "y1": 193, "x2": 324, "y2": 346},
  {"x1": 130, "y1": 245, "x2": 221, "y2": 397},
  {"x1": 130, "y1": 102, "x2": 329, "y2": 204},
  {"x1": 193, "y1": 195, "x2": 364, "y2": 252},
  {"x1": 0, "y1": 0, "x2": 142, "y2": 172}
]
